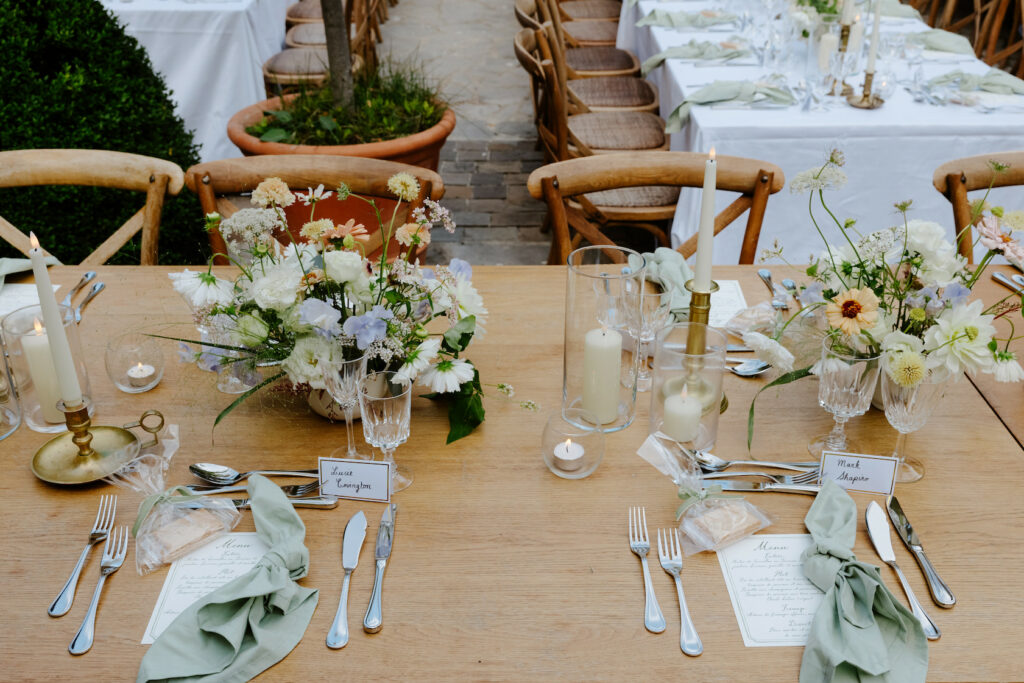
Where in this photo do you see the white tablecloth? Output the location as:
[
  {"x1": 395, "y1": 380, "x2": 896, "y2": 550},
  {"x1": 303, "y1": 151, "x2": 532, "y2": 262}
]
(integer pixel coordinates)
[
  {"x1": 102, "y1": 0, "x2": 291, "y2": 162},
  {"x1": 618, "y1": 0, "x2": 1024, "y2": 264}
]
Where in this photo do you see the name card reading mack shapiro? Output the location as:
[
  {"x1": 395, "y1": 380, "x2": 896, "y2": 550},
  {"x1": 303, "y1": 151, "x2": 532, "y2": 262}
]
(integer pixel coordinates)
[
  {"x1": 318, "y1": 457, "x2": 392, "y2": 503},
  {"x1": 819, "y1": 451, "x2": 898, "y2": 496}
]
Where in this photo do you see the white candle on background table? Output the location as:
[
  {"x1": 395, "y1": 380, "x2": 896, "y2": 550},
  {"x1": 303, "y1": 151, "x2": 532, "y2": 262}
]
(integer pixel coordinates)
[
  {"x1": 662, "y1": 387, "x2": 702, "y2": 443},
  {"x1": 693, "y1": 149, "x2": 717, "y2": 291},
  {"x1": 28, "y1": 233, "x2": 82, "y2": 408},
  {"x1": 581, "y1": 326, "x2": 622, "y2": 424},
  {"x1": 818, "y1": 33, "x2": 839, "y2": 71},
  {"x1": 554, "y1": 438, "x2": 585, "y2": 472},
  {"x1": 866, "y1": 0, "x2": 882, "y2": 73},
  {"x1": 127, "y1": 362, "x2": 156, "y2": 388},
  {"x1": 848, "y1": 21, "x2": 865, "y2": 55},
  {"x1": 840, "y1": 0, "x2": 856, "y2": 25},
  {"x1": 21, "y1": 319, "x2": 63, "y2": 423}
]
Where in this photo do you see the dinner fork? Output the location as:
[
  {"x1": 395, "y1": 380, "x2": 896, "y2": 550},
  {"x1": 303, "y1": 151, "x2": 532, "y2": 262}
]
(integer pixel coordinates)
[
  {"x1": 701, "y1": 469, "x2": 820, "y2": 485},
  {"x1": 628, "y1": 507, "x2": 666, "y2": 633},
  {"x1": 69, "y1": 526, "x2": 129, "y2": 655},
  {"x1": 184, "y1": 481, "x2": 321, "y2": 497},
  {"x1": 657, "y1": 528, "x2": 703, "y2": 656},
  {"x1": 49, "y1": 495, "x2": 117, "y2": 617}
]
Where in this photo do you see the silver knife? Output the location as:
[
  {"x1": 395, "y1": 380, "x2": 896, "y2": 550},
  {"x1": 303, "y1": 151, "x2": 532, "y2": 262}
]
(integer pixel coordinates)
[
  {"x1": 363, "y1": 503, "x2": 397, "y2": 633},
  {"x1": 327, "y1": 511, "x2": 367, "y2": 649},
  {"x1": 711, "y1": 480, "x2": 820, "y2": 495},
  {"x1": 181, "y1": 497, "x2": 338, "y2": 509},
  {"x1": 886, "y1": 496, "x2": 955, "y2": 608},
  {"x1": 865, "y1": 502, "x2": 941, "y2": 640}
]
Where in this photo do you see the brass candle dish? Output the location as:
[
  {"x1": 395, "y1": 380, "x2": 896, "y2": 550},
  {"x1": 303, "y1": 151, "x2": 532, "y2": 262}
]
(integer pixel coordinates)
[{"x1": 847, "y1": 71, "x2": 885, "y2": 109}]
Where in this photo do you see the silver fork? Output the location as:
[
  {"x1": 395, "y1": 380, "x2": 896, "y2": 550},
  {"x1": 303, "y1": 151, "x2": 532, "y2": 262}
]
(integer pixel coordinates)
[
  {"x1": 69, "y1": 526, "x2": 129, "y2": 655},
  {"x1": 628, "y1": 507, "x2": 666, "y2": 633},
  {"x1": 49, "y1": 495, "x2": 117, "y2": 617},
  {"x1": 702, "y1": 469, "x2": 820, "y2": 485},
  {"x1": 184, "y1": 481, "x2": 321, "y2": 497},
  {"x1": 658, "y1": 528, "x2": 703, "y2": 656}
]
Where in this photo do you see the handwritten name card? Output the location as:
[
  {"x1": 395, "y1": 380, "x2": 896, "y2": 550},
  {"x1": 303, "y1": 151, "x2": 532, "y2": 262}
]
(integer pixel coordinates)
[
  {"x1": 819, "y1": 451, "x2": 897, "y2": 495},
  {"x1": 717, "y1": 534, "x2": 822, "y2": 647},
  {"x1": 318, "y1": 457, "x2": 391, "y2": 503}
]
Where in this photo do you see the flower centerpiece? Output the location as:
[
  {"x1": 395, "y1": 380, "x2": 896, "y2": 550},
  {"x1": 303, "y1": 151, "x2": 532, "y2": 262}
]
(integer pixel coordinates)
[
  {"x1": 747, "y1": 151, "x2": 1024, "y2": 445},
  {"x1": 169, "y1": 174, "x2": 502, "y2": 442}
]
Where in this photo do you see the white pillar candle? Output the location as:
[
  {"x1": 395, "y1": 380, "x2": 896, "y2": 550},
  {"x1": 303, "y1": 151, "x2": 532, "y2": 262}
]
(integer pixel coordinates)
[
  {"x1": 581, "y1": 326, "x2": 622, "y2": 424},
  {"x1": 127, "y1": 362, "x2": 156, "y2": 388},
  {"x1": 840, "y1": 0, "x2": 856, "y2": 26},
  {"x1": 27, "y1": 233, "x2": 82, "y2": 408},
  {"x1": 662, "y1": 388, "x2": 702, "y2": 443},
  {"x1": 818, "y1": 33, "x2": 839, "y2": 71},
  {"x1": 693, "y1": 150, "x2": 717, "y2": 291},
  {"x1": 553, "y1": 438, "x2": 585, "y2": 471},
  {"x1": 848, "y1": 21, "x2": 865, "y2": 56},
  {"x1": 21, "y1": 319, "x2": 63, "y2": 423},
  {"x1": 865, "y1": 0, "x2": 882, "y2": 73}
]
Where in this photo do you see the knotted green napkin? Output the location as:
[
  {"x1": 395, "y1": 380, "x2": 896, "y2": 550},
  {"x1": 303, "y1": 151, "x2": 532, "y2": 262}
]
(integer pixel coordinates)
[
  {"x1": 928, "y1": 68, "x2": 1024, "y2": 95},
  {"x1": 800, "y1": 481, "x2": 928, "y2": 683},
  {"x1": 879, "y1": 0, "x2": 922, "y2": 19},
  {"x1": 628, "y1": 248, "x2": 694, "y2": 318},
  {"x1": 637, "y1": 9, "x2": 737, "y2": 29},
  {"x1": 907, "y1": 29, "x2": 974, "y2": 54},
  {"x1": 641, "y1": 40, "x2": 750, "y2": 76},
  {"x1": 137, "y1": 475, "x2": 319, "y2": 683},
  {"x1": 666, "y1": 80, "x2": 795, "y2": 132},
  {"x1": 0, "y1": 255, "x2": 61, "y2": 290}
]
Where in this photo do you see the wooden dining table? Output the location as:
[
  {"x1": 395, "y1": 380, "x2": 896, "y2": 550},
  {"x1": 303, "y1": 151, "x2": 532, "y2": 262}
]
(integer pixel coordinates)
[{"x1": 1, "y1": 265, "x2": 1022, "y2": 681}]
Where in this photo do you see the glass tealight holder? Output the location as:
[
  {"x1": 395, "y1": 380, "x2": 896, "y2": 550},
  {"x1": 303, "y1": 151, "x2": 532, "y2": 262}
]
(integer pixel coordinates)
[
  {"x1": 563, "y1": 245, "x2": 647, "y2": 433},
  {"x1": 105, "y1": 333, "x2": 164, "y2": 393},
  {"x1": 542, "y1": 408, "x2": 605, "y2": 480},
  {"x1": 649, "y1": 323, "x2": 727, "y2": 454}
]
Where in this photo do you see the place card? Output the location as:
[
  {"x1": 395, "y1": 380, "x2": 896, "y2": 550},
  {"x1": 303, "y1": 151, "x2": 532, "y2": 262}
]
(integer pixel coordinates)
[
  {"x1": 142, "y1": 532, "x2": 268, "y2": 644},
  {"x1": 318, "y1": 456, "x2": 391, "y2": 502},
  {"x1": 819, "y1": 450, "x2": 898, "y2": 496},
  {"x1": 709, "y1": 279, "x2": 747, "y2": 327},
  {"x1": 717, "y1": 534, "x2": 823, "y2": 647}
]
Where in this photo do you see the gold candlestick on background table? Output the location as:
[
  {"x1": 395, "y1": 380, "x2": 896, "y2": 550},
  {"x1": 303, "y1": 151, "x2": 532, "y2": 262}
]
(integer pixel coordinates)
[{"x1": 847, "y1": 71, "x2": 884, "y2": 109}]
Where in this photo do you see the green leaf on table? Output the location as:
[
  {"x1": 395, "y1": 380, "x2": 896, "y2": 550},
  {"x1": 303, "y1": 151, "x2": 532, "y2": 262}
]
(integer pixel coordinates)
[
  {"x1": 422, "y1": 368, "x2": 485, "y2": 443},
  {"x1": 747, "y1": 366, "x2": 813, "y2": 450},
  {"x1": 442, "y1": 315, "x2": 476, "y2": 354},
  {"x1": 214, "y1": 371, "x2": 286, "y2": 427},
  {"x1": 259, "y1": 128, "x2": 289, "y2": 143}
]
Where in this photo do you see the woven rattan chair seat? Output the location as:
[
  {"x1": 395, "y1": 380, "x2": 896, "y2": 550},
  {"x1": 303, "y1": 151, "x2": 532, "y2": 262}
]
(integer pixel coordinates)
[
  {"x1": 583, "y1": 185, "x2": 681, "y2": 208},
  {"x1": 287, "y1": 23, "x2": 327, "y2": 47},
  {"x1": 565, "y1": 46, "x2": 635, "y2": 72},
  {"x1": 560, "y1": 0, "x2": 621, "y2": 20},
  {"x1": 287, "y1": 0, "x2": 323, "y2": 21},
  {"x1": 265, "y1": 48, "x2": 329, "y2": 76},
  {"x1": 568, "y1": 76, "x2": 655, "y2": 108},
  {"x1": 563, "y1": 19, "x2": 618, "y2": 43},
  {"x1": 568, "y1": 112, "x2": 665, "y2": 150}
]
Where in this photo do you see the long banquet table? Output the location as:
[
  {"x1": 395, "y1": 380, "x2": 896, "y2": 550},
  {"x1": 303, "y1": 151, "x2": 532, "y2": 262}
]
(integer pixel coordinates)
[
  {"x1": 618, "y1": 0, "x2": 1024, "y2": 264},
  {"x1": 1, "y1": 265, "x2": 1022, "y2": 680}
]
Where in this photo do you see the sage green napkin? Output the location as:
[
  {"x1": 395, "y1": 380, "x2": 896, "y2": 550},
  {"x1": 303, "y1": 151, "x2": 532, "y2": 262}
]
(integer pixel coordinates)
[
  {"x1": 641, "y1": 40, "x2": 751, "y2": 76},
  {"x1": 637, "y1": 9, "x2": 737, "y2": 29},
  {"x1": 800, "y1": 481, "x2": 928, "y2": 683},
  {"x1": 928, "y1": 68, "x2": 1024, "y2": 95},
  {"x1": 0, "y1": 255, "x2": 61, "y2": 290},
  {"x1": 907, "y1": 29, "x2": 974, "y2": 54},
  {"x1": 137, "y1": 475, "x2": 319, "y2": 683},
  {"x1": 628, "y1": 247, "x2": 694, "y2": 318},
  {"x1": 666, "y1": 80, "x2": 795, "y2": 132},
  {"x1": 879, "y1": 0, "x2": 922, "y2": 19}
]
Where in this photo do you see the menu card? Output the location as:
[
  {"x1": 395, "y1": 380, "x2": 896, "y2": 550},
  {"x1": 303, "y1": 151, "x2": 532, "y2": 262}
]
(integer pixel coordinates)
[
  {"x1": 142, "y1": 533, "x2": 268, "y2": 644},
  {"x1": 709, "y1": 279, "x2": 747, "y2": 327},
  {"x1": 717, "y1": 534, "x2": 822, "y2": 647},
  {"x1": 0, "y1": 284, "x2": 59, "y2": 319}
]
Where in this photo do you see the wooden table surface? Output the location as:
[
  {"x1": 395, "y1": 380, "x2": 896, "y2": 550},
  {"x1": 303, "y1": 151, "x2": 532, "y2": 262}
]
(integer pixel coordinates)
[{"x1": 1, "y1": 265, "x2": 1022, "y2": 682}]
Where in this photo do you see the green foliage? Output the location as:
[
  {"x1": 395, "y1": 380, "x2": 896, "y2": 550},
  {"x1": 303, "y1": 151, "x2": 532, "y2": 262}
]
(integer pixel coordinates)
[
  {"x1": 747, "y1": 366, "x2": 814, "y2": 449},
  {"x1": 247, "y1": 64, "x2": 446, "y2": 146},
  {"x1": 424, "y1": 368, "x2": 485, "y2": 444},
  {"x1": 0, "y1": 0, "x2": 206, "y2": 265},
  {"x1": 797, "y1": 0, "x2": 838, "y2": 15}
]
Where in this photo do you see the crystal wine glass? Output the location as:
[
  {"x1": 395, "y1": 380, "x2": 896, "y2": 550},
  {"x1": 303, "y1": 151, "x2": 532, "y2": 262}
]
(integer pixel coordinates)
[
  {"x1": 627, "y1": 290, "x2": 673, "y2": 392},
  {"x1": 881, "y1": 369, "x2": 950, "y2": 483},
  {"x1": 808, "y1": 337, "x2": 881, "y2": 457},
  {"x1": 321, "y1": 352, "x2": 369, "y2": 460},
  {"x1": 358, "y1": 370, "x2": 413, "y2": 492}
]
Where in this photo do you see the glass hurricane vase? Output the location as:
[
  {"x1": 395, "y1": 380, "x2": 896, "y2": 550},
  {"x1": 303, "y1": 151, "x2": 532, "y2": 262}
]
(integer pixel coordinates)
[
  {"x1": 881, "y1": 370, "x2": 950, "y2": 483},
  {"x1": 808, "y1": 337, "x2": 881, "y2": 457}
]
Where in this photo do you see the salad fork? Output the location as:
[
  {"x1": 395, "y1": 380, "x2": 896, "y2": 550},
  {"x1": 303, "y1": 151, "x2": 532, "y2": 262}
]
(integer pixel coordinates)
[
  {"x1": 49, "y1": 495, "x2": 117, "y2": 617},
  {"x1": 702, "y1": 469, "x2": 820, "y2": 485},
  {"x1": 628, "y1": 507, "x2": 666, "y2": 633},
  {"x1": 657, "y1": 528, "x2": 703, "y2": 656},
  {"x1": 69, "y1": 526, "x2": 129, "y2": 655},
  {"x1": 184, "y1": 481, "x2": 321, "y2": 497}
]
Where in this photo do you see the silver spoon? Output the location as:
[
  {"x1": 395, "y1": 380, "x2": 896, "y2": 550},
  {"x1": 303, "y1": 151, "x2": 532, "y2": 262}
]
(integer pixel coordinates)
[
  {"x1": 189, "y1": 462, "x2": 319, "y2": 486},
  {"x1": 1012, "y1": 273, "x2": 1024, "y2": 289},
  {"x1": 729, "y1": 360, "x2": 770, "y2": 376},
  {"x1": 74, "y1": 282, "x2": 105, "y2": 323},
  {"x1": 757, "y1": 269, "x2": 788, "y2": 310},
  {"x1": 60, "y1": 271, "x2": 96, "y2": 308},
  {"x1": 781, "y1": 277, "x2": 802, "y2": 310}
]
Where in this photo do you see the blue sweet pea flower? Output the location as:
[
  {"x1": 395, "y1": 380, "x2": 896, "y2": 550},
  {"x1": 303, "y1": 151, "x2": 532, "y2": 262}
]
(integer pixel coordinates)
[
  {"x1": 342, "y1": 305, "x2": 394, "y2": 349},
  {"x1": 449, "y1": 258, "x2": 472, "y2": 281},
  {"x1": 298, "y1": 298, "x2": 342, "y2": 338}
]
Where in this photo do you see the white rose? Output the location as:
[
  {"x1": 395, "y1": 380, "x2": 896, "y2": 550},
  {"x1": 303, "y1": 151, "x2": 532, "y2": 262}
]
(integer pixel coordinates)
[
  {"x1": 252, "y1": 265, "x2": 301, "y2": 312},
  {"x1": 234, "y1": 313, "x2": 270, "y2": 345},
  {"x1": 324, "y1": 250, "x2": 365, "y2": 284}
]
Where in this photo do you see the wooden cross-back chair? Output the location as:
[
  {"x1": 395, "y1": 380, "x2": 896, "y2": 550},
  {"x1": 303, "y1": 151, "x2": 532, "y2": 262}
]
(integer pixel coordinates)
[
  {"x1": 977, "y1": 0, "x2": 1023, "y2": 75},
  {"x1": 184, "y1": 155, "x2": 444, "y2": 264},
  {"x1": 0, "y1": 149, "x2": 184, "y2": 265},
  {"x1": 932, "y1": 150, "x2": 1024, "y2": 263},
  {"x1": 527, "y1": 152, "x2": 784, "y2": 265},
  {"x1": 537, "y1": 0, "x2": 619, "y2": 47}
]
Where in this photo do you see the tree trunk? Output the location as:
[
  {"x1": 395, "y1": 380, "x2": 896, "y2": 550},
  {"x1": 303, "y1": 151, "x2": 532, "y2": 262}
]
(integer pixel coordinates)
[{"x1": 322, "y1": 0, "x2": 353, "y2": 108}]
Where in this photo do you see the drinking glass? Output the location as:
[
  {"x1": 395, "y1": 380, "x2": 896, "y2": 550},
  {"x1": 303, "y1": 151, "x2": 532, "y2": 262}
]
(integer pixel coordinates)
[
  {"x1": 829, "y1": 49, "x2": 859, "y2": 100},
  {"x1": 808, "y1": 337, "x2": 880, "y2": 457},
  {"x1": 880, "y1": 370, "x2": 950, "y2": 483},
  {"x1": 0, "y1": 335, "x2": 21, "y2": 441},
  {"x1": 627, "y1": 290, "x2": 673, "y2": 392},
  {"x1": 322, "y1": 352, "x2": 369, "y2": 460},
  {"x1": 359, "y1": 370, "x2": 413, "y2": 492}
]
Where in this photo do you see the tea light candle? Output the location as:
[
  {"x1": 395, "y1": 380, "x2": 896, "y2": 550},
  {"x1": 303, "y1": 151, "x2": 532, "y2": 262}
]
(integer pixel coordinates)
[
  {"x1": 553, "y1": 438, "x2": 585, "y2": 472},
  {"x1": 21, "y1": 318, "x2": 63, "y2": 423},
  {"x1": 581, "y1": 326, "x2": 622, "y2": 424},
  {"x1": 662, "y1": 388, "x2": 701, "y2": 443},
  {"x1": 127, "y1": 362, "x2": 156, "y2": 388}
]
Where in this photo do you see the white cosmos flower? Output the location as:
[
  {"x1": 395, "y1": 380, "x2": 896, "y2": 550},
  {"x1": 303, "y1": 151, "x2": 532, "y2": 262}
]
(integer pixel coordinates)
[
  {"x1": 922, "y1": 300, "x2": 996, "y2": 376},
  {"x1": 742, "y1": 331, "x2": 795, "y2": 372},
  {"x1": 418, "y1": 358, "x2": 475, "y2": 393},
  {"x1": 297, "y1": 183, "x2": 332, "y2": 205},
  {"x1": 251, "y1": 265, "x2": 302, "y2": 312},
  {"x1": 395, "y1": 338, "x2": 441, "y2": 383},
  {"x1": 168, "y1": 269, "x2": 234, "y2": 309},
  {"x1": 447, "y1": 277, "x2": 488, "y2": 332}
]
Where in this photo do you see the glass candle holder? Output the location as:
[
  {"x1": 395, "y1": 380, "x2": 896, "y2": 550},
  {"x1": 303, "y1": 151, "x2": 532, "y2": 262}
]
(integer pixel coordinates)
[
  {"x1": 649, "y1": 323, "x2": 727, "y2": 453},
  {"x1": 542, "y1": 408, "x2": 605, "y2": 479},
  {"x1": 105, "y1": 333, "x2": 164, "y2": 393},
  {"x1": 563, "y1": 245, "x2": 646, "y2": 433},
  {"x1": 0, "y1": 334, "x2": 21, "y2": 441},
  {"x1": 1, "y1": 304, "x2": 93, "y2": 433}
]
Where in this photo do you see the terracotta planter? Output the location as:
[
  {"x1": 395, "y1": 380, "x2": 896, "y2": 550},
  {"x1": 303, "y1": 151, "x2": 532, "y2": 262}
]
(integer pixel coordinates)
[{"x1": 227, "y1": 95, "x2": 456, "y2": 171}]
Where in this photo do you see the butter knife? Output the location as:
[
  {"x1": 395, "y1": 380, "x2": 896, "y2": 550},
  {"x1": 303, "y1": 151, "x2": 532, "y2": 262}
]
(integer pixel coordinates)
[
  {"x1": 886, "y1": 496, "x2": 955, "y2": 608},
  {"x1": 363, "y1": 503, "x2": 397, "y2": 633},
  {"x1": 866, "y1": 502, "x2": 940, "y2": 640},
  {"x1": 182, "y1": 497, "x2": 338, "y2": 509},
  {"x1": 327, "y1": 511, "x2": 367, "y2": 649},
  {"x1": 711, "y1": 480, "x2": 820, "y2": 495}
]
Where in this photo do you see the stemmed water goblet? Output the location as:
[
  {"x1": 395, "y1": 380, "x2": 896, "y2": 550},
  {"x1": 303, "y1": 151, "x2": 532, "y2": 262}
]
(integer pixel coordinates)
[
  {"x1": 808, "y1": 337, "x2": 881, "y2": 457},
  {"x1": 358, "y1": 370, "x2": 413, "y2": 492},
  {"x1": 880, "y1": 368, "x2": 950, "y2": 483},
  {"x1": 627, "y1": 290, "x2": 673, "y2": 392},
  {"x1": 321, "y1": 352, "x2": 369, "y2": 460}
]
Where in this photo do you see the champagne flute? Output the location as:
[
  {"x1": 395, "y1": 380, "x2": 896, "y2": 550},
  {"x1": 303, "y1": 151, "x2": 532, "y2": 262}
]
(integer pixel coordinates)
[
  {"x1": 359, "y1": 370, "x2": 413, "y2": 492},
  {"x1": 881, "y1": 369, "x2": 950, "y2": 483},
  {"x1": 808, "y1": 337, "x2": 881, "y2": 457},
  {"x1": 321, "y1": 352, "x2": 369, "y2": 460},
  {"x1": 627, "y1": 290, "x2": 673, "y2": 392}
]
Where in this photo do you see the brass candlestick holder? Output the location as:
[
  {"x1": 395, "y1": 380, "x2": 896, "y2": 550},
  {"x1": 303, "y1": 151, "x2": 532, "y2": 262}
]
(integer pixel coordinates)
[
  {"x1": 31, "y1": 397, "x2": 165, "y2": 485},
  {"x1": 684, "y1": 280, "x2": 729, "y2": 415},
  {"x1": 847, "y1": 70, "x2": 884, "y2": 109},
  {"x1": 828, "y1": 23, "x2": 855, "y2": 97}
]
